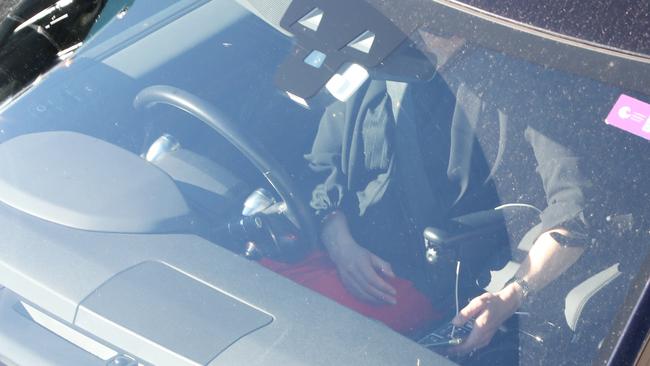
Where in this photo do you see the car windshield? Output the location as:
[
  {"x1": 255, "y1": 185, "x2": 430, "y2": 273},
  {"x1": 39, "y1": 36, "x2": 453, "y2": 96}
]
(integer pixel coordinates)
[{"x1": 0, "y1": 1, "x2": 649, "y2": 365}]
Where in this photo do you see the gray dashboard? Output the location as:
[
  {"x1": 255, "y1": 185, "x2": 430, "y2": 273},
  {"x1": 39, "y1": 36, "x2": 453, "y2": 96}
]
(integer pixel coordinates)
[
  {"x1": 0, "y1": 131, "x2": 192, "y2": 233},
  {"x1": 0, "y1": 131, "x2": 453, "y2": 366}
]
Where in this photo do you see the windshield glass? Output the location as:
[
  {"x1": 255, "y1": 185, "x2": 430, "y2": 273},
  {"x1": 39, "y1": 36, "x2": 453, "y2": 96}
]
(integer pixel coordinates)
[{"x1": 0, "y1": 1, "x2": 648, "y2": 365}]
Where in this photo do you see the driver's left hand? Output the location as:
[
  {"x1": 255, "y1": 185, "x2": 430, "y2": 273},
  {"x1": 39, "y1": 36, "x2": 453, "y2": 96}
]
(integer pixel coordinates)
[{"x1": 448, "y1": 284, "x2": 522, "y2": 354}]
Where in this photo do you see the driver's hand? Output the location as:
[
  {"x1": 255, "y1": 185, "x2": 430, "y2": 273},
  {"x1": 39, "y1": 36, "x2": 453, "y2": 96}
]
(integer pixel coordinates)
[
  {"x1": 330, "y1": 239, "x2": 397, "y2": 305},
  {"x1": 320, "y1": 210, "x2": 397, "y2": 305},
  {"x1": 449, "y1": 284, "x2": 522, "y2": 354}
]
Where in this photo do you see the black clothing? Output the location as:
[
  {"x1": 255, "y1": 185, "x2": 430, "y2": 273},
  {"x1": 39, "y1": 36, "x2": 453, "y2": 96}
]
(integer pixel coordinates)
[{"x1": 305, "y1": 48, "x2": 598, "y2": 292}]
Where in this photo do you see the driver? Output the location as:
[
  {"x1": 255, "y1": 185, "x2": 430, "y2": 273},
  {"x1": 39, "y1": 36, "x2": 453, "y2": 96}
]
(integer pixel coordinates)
[{"x1": 264, "y1": 46, "x2": 594, "y2": 355}]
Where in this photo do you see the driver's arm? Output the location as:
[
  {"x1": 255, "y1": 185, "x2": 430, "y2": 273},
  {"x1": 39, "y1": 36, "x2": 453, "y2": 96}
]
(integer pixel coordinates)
[
  {"x1": 452, "y1": 124, "x2": 591, "y2": 354},
  {"x1": 451, "y1": 228, "x2": 584, "y2": 353},
  {"x1": 304, "y1": 87, "x2": 398, "y2": 305}
]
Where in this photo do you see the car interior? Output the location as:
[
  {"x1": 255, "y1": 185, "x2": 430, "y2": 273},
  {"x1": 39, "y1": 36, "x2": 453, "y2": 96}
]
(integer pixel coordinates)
[{"x1": 0, "y1": 0, "x2": 648, "y2": 365}]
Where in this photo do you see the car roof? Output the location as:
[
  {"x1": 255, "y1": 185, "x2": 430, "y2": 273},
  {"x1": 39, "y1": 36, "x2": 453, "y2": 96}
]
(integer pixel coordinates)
[{"x1": 454, "y1": 0, "x2": 650, "y2": 57}]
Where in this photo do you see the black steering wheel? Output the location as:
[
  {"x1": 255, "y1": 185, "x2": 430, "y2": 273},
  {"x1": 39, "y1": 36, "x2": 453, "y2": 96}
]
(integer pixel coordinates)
[{"x1": 133, "y1": 85, "x2": 317, "y2": 259}]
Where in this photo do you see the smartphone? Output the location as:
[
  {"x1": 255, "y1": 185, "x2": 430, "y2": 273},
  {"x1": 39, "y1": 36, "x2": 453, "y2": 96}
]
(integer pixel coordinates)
[{"x1": 418, "y1": 321, "x2": 473, "y2": 349}]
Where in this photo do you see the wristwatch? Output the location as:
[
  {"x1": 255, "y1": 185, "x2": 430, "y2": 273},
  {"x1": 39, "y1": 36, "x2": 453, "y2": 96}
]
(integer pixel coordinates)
[{"x1": 507, "y1": 277, "x2": 531, "y2": 302}]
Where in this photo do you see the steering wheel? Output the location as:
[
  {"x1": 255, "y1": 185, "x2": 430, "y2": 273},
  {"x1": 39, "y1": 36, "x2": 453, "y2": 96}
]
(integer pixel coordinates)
[{"x1": 133, "y1": 85, "x2": 317, "y2": 259}]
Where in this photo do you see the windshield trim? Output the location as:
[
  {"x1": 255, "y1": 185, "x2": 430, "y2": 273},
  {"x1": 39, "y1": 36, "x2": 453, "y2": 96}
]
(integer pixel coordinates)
[
  {"x1": 438, "y1": 0, "x2": 650, "y2": 64},
  {"x1": 422, "y1": 0, "x2": 650, "y2": 95}
]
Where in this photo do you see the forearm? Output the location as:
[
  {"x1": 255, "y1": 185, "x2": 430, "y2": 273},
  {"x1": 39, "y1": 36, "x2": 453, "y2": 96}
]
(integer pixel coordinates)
[
  {"x1": 509, "y1": 228, "x2": 584, "y2": 302},
  {"x1": 320, "y1": 210, "x2": 356, "y2": 259}
]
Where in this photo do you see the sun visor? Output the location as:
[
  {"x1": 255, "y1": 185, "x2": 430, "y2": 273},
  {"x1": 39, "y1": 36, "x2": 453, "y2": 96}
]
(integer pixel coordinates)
[{"x1": 269, "y1": 0, "x2": 436, "y2": 101}]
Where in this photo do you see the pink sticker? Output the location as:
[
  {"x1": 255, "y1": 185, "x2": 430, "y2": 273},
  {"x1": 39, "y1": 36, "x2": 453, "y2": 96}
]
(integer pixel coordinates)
[{"x1": 605, "y1": 94, "x2": 650, "y2": 141}]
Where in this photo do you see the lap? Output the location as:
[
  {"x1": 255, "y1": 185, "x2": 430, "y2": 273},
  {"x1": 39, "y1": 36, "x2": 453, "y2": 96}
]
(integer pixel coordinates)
[{"x1": 261, "y1": 250, "x2": 442, "y2": 334}]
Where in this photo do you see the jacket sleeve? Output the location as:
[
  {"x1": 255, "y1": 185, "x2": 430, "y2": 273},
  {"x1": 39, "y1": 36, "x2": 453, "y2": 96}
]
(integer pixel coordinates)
[
  {"x1": 525, "y1": 126, "x2": 591, "y2": 246},
  {"x1": 303, "y1": 101, "x2": 351, "y2": 218},
  {"x1": 304, "y1": 82, "x2": 397, "y2": 219}
]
